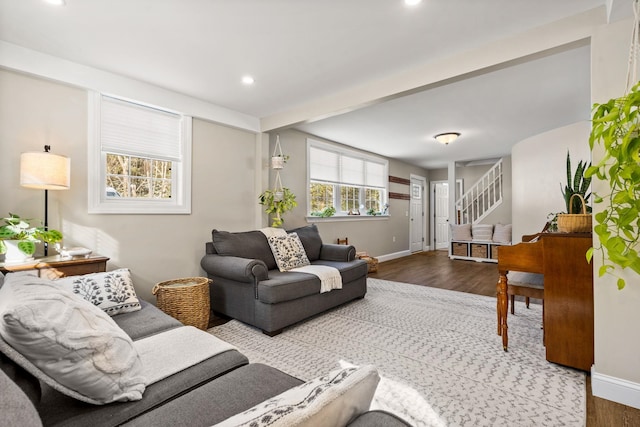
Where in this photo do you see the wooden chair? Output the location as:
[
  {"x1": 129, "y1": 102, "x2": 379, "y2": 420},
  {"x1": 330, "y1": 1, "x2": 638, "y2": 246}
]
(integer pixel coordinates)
[{"x1": 337, "y1": 237, "x2": 348, "y2": 245}]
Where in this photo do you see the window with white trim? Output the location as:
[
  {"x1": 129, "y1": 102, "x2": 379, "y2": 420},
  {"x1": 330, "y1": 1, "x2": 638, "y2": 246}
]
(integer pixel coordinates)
[
  {"x1": 307, "y1": 139, "x2": 388, "y2": 217},
  {"x1": 88, "y1": 93, "x2": 192, "y2": 214}
]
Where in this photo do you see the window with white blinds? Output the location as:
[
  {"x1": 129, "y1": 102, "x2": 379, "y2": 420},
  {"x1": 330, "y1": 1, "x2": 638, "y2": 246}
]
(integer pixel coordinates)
[
  {"x1": 100, "y1": 96, "x2": 183, "y2": 162},
  {"x1": 88, "y1": 93, "x2": 192, "y2": 214},
  {"x1": 308, "y1": 139, "x2": 388, "y2": 217}
]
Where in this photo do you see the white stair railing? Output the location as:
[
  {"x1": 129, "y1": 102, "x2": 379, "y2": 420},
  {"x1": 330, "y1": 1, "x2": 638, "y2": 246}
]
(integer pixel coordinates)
[{"x1": 456, "y1": 159, "x2": 503, "y2": 224}]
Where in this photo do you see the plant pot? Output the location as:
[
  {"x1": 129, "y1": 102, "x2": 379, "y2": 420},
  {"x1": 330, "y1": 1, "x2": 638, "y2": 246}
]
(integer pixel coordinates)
[
  {"x1": 274, "y1": 191, "x2": 284, "y2": 201},
  {"x1": 3, "y1": 240, "x2": 35, "y2": 264},
  {"x1": 271, "y1": 156, "x2": 285, "y2": 170}
]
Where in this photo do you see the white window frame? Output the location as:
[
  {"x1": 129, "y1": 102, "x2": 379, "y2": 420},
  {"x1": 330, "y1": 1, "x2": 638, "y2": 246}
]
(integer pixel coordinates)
[
  {"x1": 307, "y1": 138, "x2": 389, "y2": 220},
  {"x1": 88, "y1": 92, "x2": 192, "y2": 214}
]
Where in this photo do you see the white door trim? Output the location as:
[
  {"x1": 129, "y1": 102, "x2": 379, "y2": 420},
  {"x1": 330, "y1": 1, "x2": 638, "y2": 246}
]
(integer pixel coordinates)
[{"x1": 409, "y1": 174, "x2": 427, "y2": 251}]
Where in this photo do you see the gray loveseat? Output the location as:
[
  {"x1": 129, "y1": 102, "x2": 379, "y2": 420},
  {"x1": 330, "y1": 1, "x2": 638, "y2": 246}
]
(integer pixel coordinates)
[
  {"x1": 200, "y1": 224, "x2": 369, "y2": 336},
  {"x1": 1, "y1": 279, "x2": 409, "y2": 426}
]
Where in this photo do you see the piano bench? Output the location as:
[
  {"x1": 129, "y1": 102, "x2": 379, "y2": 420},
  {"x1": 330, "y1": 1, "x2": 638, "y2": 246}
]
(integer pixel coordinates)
[{"x1": 506, "y1": 272, "x2": 544, "y2": 314}]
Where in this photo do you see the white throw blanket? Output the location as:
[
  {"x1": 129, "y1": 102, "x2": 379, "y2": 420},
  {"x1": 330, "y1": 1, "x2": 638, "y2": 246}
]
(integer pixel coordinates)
[
  {"x1": 134, "y1": 326, "x2": 237, "y2": 385},
  {"x1": 259, "y1": 227, "x2": 287, "y2": 238},
  {"x1": 290, "y1": 264, "x2": 342, "y2": 293},
  {"x1": 259, "y1": 228, "x2": 342, "y2": 293}
]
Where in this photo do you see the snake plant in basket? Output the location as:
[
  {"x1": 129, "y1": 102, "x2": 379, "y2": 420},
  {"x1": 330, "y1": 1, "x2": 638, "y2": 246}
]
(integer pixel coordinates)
[{"x1": 0, "y1": 213, "x2": 63, "y2": 263}]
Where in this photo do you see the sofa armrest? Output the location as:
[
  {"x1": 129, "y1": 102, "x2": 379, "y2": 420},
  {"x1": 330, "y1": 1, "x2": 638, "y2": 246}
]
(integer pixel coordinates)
[
  {"x1": 319, "y1": 244, "x2": 356, "y2": 262},
  {"x1": 200, "y1": 254, "x2": 269, "y2": 283}
]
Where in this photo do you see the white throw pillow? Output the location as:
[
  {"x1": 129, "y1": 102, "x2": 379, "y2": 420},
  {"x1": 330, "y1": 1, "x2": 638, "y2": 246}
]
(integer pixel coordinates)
[
  {"x1": 472, "y1": 224, "x2": 494, "y2": 241},
  {"x1": 56, "y1": 268, "x2": 141, "y2": 316},
  {"x1": 268, "y1": 233, "x2": 311, "y2": 272},
  {"x1": 213, "y1": 365, "x2": 380, "y2": 427},
  {"x1": 450, "y1": 224, "x2": 472, "y2": 241},
  {"x1": 493, "y1": 223, "x2": 512, "y2": 244},
  {"x1": 0, "y1": 274, "x2": 146, "y2": 405}
]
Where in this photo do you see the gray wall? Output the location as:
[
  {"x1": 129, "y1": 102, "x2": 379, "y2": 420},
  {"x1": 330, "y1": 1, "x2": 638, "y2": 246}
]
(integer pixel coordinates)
[
  {"x1": 0, "y1": 69, "x2": 259, "y2": 302},
  {"x1": 269, "y1": 129, "x2": 430, "y2": 257}
]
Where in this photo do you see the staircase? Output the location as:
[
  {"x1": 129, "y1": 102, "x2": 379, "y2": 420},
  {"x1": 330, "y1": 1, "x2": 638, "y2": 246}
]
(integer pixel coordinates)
[{"x1": 456, "y1": 158, "x2": 503, "y2": 224}]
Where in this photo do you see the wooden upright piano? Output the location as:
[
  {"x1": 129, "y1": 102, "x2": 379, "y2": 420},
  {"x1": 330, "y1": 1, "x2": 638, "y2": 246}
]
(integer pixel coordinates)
[{"x1": 497, "y1": 232, "x2": 594, "y2": 371}]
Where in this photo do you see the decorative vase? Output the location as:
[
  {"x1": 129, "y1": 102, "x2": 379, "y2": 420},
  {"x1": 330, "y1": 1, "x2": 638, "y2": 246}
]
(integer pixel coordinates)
[{"x1": 3, "y1": 240, "x2": 34, "y2": 264}]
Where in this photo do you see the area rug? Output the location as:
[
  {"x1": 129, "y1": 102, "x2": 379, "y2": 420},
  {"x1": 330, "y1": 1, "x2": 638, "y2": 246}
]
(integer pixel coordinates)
[{"x1": 210, "y1": 278, "x2": 585, "y2": 427}]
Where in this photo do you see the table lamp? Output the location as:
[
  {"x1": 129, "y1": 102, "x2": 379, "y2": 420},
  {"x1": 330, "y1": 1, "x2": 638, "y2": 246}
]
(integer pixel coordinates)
[{"x1": 20, "y1": 145, "x2": 70, "y2": 255}]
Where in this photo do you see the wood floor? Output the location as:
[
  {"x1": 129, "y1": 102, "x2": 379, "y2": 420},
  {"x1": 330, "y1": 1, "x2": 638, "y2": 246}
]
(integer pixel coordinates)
[{"x1": 369, "y1": 250, "x2": 640, "y2": 427}]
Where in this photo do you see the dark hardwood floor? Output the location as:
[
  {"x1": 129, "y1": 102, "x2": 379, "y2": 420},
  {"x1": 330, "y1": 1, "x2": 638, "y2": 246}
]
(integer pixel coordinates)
[{"x1": 369, "y1": 250, "x2": 640, "y2": 427}]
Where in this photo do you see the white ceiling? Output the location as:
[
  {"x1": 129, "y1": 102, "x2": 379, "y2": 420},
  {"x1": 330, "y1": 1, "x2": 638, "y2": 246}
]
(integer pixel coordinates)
[{"x1": 0, "y1": 0, "x2": 632, "y2": 169}]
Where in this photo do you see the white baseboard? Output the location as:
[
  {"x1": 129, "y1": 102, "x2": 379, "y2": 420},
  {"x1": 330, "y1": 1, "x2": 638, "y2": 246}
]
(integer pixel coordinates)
[
  {"x1": 591, "y1": 366, "x2": 640, "y2": 409},
  {"x1": 376, "y1": 250, "x2": 412, "y2": 263}
]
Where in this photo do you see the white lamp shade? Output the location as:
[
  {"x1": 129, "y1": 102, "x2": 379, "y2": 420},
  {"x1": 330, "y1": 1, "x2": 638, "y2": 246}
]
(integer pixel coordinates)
[{"x1": 20, "y1": 152, "x2": 70, "y2": 190}]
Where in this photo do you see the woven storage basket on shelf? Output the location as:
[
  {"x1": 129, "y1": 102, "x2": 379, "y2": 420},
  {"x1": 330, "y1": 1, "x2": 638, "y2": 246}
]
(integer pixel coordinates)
[
  {"x1": 152, "y1": 277, "x2": 211, "y2": 330},
  {"x1": 557, "y1": 194, "x2": 592, "y2": 233}
]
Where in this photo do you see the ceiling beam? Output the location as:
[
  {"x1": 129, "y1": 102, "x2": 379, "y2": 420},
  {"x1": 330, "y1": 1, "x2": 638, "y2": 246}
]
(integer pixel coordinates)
[{"x1": 260, "y1": 6, "x2": 607, "y2": 133}]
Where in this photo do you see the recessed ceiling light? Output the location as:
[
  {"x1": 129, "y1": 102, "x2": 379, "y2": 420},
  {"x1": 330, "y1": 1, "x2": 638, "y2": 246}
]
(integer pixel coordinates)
[
  {"x1": 242, "y1": 76, "x2": 255, "y2": 85},
  {"x1": 43, "y1": 0, "x2": 66, "y2": 5},
  {"x1": 404, "y1": 0, "x2": 422, "y2": 6}
]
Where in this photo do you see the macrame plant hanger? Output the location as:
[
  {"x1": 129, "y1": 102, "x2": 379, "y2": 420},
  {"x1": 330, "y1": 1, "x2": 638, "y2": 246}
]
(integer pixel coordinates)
[{"x1": 626, "y1": 0, "x2": 640, "y2": 92}]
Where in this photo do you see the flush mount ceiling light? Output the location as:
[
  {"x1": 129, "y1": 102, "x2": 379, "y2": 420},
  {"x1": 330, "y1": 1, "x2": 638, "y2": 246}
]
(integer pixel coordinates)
[
  {"x1": 404, "y1": 0, "x2": 422, "y2": 6},
  {"x1": 434, "y1": 132, "x2": 461, "y2": 145},
  {"x1": 241, "y1": 75, "x2": 255, "y2": 85},
  {"x1": 43, "y1": 0, "x2": 66, "y2": 5}
]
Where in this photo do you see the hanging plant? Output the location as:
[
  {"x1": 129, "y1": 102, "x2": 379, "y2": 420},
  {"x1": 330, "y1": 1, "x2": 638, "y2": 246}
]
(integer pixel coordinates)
[
  {"x1": 585, "y1": 81, "x2": 640, "y2": 290},
  {"x1": 259, "y1": 188, "x2": 297, "y2": 227}
]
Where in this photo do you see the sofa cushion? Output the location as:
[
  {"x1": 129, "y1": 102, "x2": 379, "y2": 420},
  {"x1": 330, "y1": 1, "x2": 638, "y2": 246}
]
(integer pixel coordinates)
[
  {"x1": 258, "y1": 271, "x2": 321, "y2": 304},
  {"x1": 213, "y1": 364, "x2": 380, "y2": 427},
  {"x1": 287, "y1": 224, "x2": 323, "y2": 261},
  {"x1": 113, "y1": 300, "x2": 182, "y2": 340},
  {"x1": 451, "y1": 224, "x2": 472, "y2": 241},
  {"x1": 213, "y1": 230, "x2": 277, "y2": 270},
  {"x1": 471, "y1": 224, "x2": 493, "y2": 241},
  {"x1": 0, "y1": 367, "x2": 42, "y2": 427},
  {"x1": 55, "y1": 268, "x2": 141, "y2": 316},
  {"x1": 0, "y1": 274, "x2": 146, "y2": 405},
  {"x1": 493, "y1": 223, "x2": 512, "y2": 244},
  {"x1": 120, "y1": 363, "x2": 303, "y2": 427},
  {"x1": 268, "y1": 233, "x2": 311, "y2": 272}
]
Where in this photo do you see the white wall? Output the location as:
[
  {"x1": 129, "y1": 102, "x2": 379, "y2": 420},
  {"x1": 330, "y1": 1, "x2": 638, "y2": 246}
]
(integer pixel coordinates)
[
  {"x1": 511, "y1": 121, "x2": 591, "y2": 242},
  {"x1": 590, "y1": 15, "x2": 640, "y2": 408}
]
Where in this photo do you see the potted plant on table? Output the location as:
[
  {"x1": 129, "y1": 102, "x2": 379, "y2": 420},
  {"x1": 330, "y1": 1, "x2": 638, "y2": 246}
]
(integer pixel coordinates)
[{"x1": 0, "y1": 213, "x2": 63, "y2": 263}]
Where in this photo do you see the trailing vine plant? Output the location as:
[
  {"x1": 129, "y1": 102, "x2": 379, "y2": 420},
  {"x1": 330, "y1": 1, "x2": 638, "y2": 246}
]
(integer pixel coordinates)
[{"x1": 585, "y1": 81, "x2": 640, "y2": 290}]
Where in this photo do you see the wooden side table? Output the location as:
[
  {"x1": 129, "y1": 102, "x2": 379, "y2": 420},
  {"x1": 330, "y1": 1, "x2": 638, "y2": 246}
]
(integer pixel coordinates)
[{"x1": 0, "y1": 254, "x2": 109, "y2": 280}]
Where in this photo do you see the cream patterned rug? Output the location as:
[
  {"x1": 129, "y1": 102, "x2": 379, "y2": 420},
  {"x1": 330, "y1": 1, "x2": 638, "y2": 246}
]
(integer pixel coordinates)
[{"x1": 210, "y1": 278, "x2": 585, "y2": 427}]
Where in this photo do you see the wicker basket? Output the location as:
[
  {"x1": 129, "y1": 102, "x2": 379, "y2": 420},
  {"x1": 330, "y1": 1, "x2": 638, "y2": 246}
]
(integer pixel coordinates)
[
  {"x1": 557, "y1": 194, "x2": 592, "y2": 233},
  {"x1": 358, "y1": 253, "x2": 379, "y2": 273},
  {"x1": 152, "y1": 277, "x2": 211, "y2": 330}
]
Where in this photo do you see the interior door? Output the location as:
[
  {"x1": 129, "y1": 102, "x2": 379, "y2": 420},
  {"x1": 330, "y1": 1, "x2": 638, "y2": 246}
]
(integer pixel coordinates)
[
  {"x1": 410, "y1": 177, "x2": 425, "y2": 252},
  {"x1": 433, "y1": 182, "x2": 449, "y2": 250}
]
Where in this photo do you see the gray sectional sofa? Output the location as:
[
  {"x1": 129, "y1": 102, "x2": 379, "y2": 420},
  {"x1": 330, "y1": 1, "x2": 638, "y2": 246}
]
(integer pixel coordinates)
[
  {"x1": 1, "y1": 289, "x2": 410, "y2": 427},
  {"x1": 200, "y1": 224, "x2": 369, "y2": 336}
]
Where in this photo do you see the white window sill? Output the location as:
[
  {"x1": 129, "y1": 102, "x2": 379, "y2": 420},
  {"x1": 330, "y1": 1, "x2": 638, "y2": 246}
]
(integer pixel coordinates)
[{"x1": 306, "y1": 215, "x2": 389, "y2": 223}]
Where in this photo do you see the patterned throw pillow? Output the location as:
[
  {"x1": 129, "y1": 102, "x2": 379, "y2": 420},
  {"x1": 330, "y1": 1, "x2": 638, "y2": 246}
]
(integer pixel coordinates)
[
  {"x1": 267, "y1": 233, "x2": 311, "y2": 272},
  {"x1": 213, "y1": 365, "x2": 380, "y2": 427},
  {"x1": 56, "y1": 268, "x2": 141, "y2": 316},
  {"x1": 0, "y1": 274, "x2": 146, "y2": 404}
]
